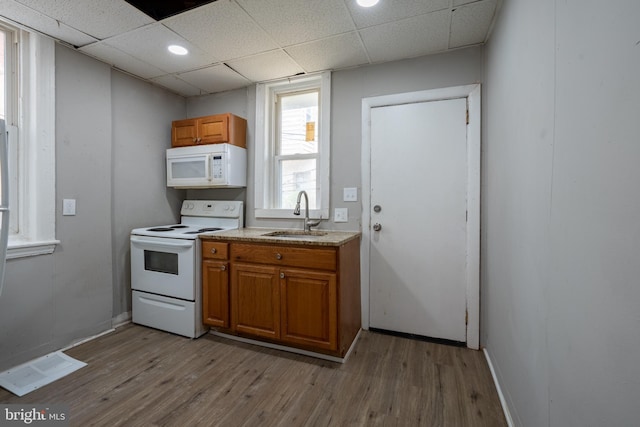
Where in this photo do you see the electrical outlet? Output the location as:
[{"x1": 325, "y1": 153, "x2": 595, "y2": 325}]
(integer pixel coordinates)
[
  {"x1": 343, "y1": 187, "x2": 358, "y2": 202},
  {"x1": 334, "y1": 208, "x2": 348, "y2": 223},
  {"x1": 63, "y1": 199, "x2": 76, "y2": 216}
]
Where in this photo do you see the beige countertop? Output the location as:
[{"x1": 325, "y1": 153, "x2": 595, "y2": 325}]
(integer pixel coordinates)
[{"x1": 199, "y1": 227, "x2": 361, "y2": 247}]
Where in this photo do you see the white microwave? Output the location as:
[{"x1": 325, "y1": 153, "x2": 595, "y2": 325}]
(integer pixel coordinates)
[{"x1": 166, "y1": 143, "x2": 247, "y2": 188}]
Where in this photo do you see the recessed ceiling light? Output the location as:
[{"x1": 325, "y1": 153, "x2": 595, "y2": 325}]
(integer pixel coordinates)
[
  {"x1": 357, "y1": 0, "x2": 379, "y2": 7},
  {"x1": 168, "y1": 45, "x2": 189, "y2": 56}
]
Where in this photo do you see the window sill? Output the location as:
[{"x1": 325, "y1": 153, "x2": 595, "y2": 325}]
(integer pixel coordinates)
[{"x1": 7, "y1": 239, "x2": 60, "y2": 259}]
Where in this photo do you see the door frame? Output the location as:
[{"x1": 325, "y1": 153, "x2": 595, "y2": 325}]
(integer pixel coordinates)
[{"x1": 361, "y1": 84, "x2": 481, "y2": 349}]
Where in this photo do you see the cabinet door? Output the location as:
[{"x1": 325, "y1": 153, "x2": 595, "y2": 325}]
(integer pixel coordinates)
[
  {"x1": 199, "y1": 114, "x2": 229, "y2": 144},
  {"x1": 202, "y1": 260, "x2": 229, "y2": 328},
  {"x1": 172, "y1": 119, "x2": 198, "y2": 147},
  {"x1": 231, "y1": 263, "x2": 280, "y2": 339},
  {"x1": 280, "y1": 268, "x2": 337, "y2": 351}
]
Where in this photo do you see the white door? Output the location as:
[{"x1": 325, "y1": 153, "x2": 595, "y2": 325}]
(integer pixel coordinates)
[{"x1": 368, "y1": 97, "x2": 472, "y2": 343}]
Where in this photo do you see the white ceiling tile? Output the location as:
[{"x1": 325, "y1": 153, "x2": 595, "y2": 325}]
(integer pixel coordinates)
[
  {"x1": 0, "y1": 0, "x2": 97, "y2": 46},
  {"x1": 236, "y1": 0, "x2": 355, "y2": 46},
  {"x1": 226, "y1": 50, "x2": 304, "y2": 82},
  {"x1": 345, "y1": 0, "x2": 449, "y2": 28},
  {"x1": 13, "y1": 0, "x2": 154, "y2": 39},
  {"x1": 150, "y1": 75, "x2": 202, "y2": 97},
  {"x1": 359, "y1": 10, "x2": 450, "y2": 63},
  {"x1": 178, "y1": 65, "x2": 251, "y2": 94},
  {"x1": 104, "y1": 24, "x2": 219, "y2": 74},
  {"x1": 164, "y1": 0, "x2": 277, "y2": 61},
  {"x1": 450, "y1": 0, "x2": 498, "y2": 48},
  {"x1": 286, "y1": 32, "x2": 369, "y2": 73},
  {"x1": 79, "y1": 42, "x2": 165, "y2": 79}
]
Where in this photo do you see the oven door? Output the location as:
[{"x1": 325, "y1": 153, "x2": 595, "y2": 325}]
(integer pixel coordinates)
[{"x1": 130, "y1": 235, "x2": 195, "y2": 300}]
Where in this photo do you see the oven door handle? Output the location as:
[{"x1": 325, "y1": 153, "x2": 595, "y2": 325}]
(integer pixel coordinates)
[{"x1": 131, "y1": 236, "x2": 194, "y2": 249}]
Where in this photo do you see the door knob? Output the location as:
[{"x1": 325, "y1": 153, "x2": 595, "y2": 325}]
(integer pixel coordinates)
[{"x1": 373, "y1": 223, "x2": 382, "y2": 232}]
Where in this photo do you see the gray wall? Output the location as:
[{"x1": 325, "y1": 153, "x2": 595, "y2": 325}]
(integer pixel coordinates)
[
  {"x1": 483, "y1": 0, "x2": 640, "y2": 426},
  {"x1": 0, "y1": 45, "x2": 185, "y2": 371},
  {"x1": 186, "y1": 47, "x2": 483, "y2": 229},
  {"x1": 111, "y1": 71, "x2": 185, "y2": 320}
]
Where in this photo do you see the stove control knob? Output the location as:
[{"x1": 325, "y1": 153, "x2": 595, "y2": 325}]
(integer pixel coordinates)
[
  {"x1": 224, "y1": 205, "x2": 230, "y2": 211},
  {"x1": 230, "y1": 205, "x2": 236, "y2": 211}
]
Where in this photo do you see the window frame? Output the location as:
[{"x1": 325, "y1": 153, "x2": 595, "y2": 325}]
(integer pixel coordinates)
[
  {"x1": 254, "y1": 72, "x2": 330, "y2": 220},
  {"x1": 1, "y1": 20, "x2": 58, "y2": 259}
]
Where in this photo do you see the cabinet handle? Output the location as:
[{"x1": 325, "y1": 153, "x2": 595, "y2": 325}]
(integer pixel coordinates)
[
  {"x1": 210, "y1": 248, "x2": 217, "y2": 254},
  {"x1": 280, "y1": 272, "x2": 285, "y2": 279},
  {"x1": 197, "y1": 137, "x2": 202, "y2": 142},
  {"x1": 192, "y1": 137, "x2": 197, "y2": 143},
  {"x1": 275, "y1": 253, "x2": 282, "y2": 260},
  {"x1": 221, "y1": 265, "x2": 226, "y2": 271}
]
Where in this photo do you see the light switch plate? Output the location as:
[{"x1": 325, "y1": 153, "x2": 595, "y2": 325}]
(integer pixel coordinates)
[
  {"x1": 63, "y1": 199, "x2": 76, "y2": 216},
  {"x1": 334, "y1": 208, "x2": 348, "y2": 223},
  {"x1": 343, "y1": 187, "x2": 358, "y2": 202}
]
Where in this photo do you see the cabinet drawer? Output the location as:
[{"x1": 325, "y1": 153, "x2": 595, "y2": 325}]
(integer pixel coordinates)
[
  {"x1": 231, "y1": 243, "x2": 337, "y2": 271},
  {"x1": 202, "y1": 241, "x2": 229, "y2": 260}
]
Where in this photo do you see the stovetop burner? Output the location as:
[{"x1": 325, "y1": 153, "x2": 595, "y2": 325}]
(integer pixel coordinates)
[
  {"x1": 184, "y1": 227, "x2": 223, "y2": 234},
  {"x1": 147, "y1": 227, "x2": 174, "y2": 232},
  {"x1": 170, "y1": 225, "x2": 188, "y2": 229}
]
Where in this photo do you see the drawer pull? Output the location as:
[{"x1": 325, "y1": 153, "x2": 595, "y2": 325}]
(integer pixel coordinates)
[
  {"x1": 221, "y1": 265, "x2": 226, "y2": 271},
  {"x1": 211, "y1": 248, "x2": 217, "y2": 254},
  {"x1": 280, "y1": 272, "x2": 285, "y2": 279},
  {"x1": 275, "y1": 253, "x2": 282, "y2": 260}
]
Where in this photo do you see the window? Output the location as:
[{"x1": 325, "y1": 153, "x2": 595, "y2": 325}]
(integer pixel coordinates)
[
  {"x1": 255, "y1": 73, "x2": 330, "y2": 219},
  {"x1": 1, "y1": 20, "x2": 57, "y2": 258}
]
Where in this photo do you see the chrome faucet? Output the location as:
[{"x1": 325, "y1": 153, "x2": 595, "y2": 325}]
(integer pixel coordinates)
[{"x1": 293, "y1": 190, "x2": 321, "y2": 231}]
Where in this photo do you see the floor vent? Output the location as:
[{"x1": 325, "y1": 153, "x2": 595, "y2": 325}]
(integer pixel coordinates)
[{"x1": 0, "y1": 351, "x2": 86, "y2": 397}]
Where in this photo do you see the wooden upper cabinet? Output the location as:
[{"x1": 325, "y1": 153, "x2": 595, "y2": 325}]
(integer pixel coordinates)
[{"x1": 171, "y1": 113, "x2": 246, "y2": 148}]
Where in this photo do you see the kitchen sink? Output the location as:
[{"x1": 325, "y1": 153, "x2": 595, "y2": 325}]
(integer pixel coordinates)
[{"x1": 262, "y1": 230, "x2": 328, "y2": 239}]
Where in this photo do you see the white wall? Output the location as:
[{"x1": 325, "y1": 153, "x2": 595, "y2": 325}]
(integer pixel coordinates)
[{"x1": 483, "y1": 0, "x2": 640, "y2": 425}]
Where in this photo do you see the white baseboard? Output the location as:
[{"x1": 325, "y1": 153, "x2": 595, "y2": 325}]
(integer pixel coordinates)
[
  {"x1": 483, "y1": 348, "x2": 515, "y2": 427},
  {"x1": 62, "y1": 328, "x2": 115, "y2": 352},
  {"x1": 112, "y1": 311, "x2": 131, "y2": 328}
]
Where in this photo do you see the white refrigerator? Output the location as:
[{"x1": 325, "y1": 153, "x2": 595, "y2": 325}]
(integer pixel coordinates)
[{"x1": 0, "y1": 119, "x2": 8, "y2": 295}]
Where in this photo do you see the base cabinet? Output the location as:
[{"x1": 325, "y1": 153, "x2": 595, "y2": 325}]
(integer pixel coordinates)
[
  {"x1": 280, "y1": 269, "x2": 337, "y2": 351},
  {"x1": 202, "y1": 242, "x2": 230, "y2": 328},
  {"x1": 231, "y1": 263, "x2": 280, "y2": 340},
  {"x1": 201, "y1": 237, "x2": 360, "y2": 357},
  {"x1": 202, "y1": 260, "x2": 229, "y2": 328}
]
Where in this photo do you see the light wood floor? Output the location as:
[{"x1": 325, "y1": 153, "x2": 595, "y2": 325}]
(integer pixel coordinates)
[{"x1": 0, "y1": 324, "x2": 506, "y2": 426}]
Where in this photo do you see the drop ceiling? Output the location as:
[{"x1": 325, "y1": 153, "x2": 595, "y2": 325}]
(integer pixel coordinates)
[{"x1": 0, "y1": 0, "x2": 500, "y2": 97}]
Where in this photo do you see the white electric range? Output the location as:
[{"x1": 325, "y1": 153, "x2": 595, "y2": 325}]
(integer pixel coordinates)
[{"x1": 130, "y1": 200, "x2": 243, "y2": 338}]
